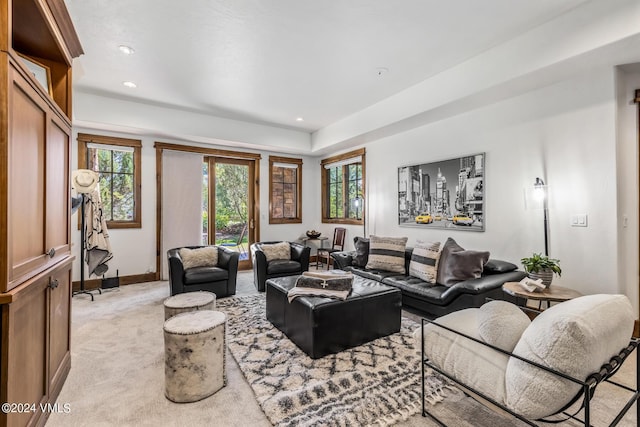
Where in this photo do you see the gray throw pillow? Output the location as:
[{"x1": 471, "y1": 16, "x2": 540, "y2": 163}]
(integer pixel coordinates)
[
  {"x1": 436, "y1": 237, "x2": 489, "y2": 286},
  {"x1": 352, "y1": 237, "x2": 370, "y2": 267}
]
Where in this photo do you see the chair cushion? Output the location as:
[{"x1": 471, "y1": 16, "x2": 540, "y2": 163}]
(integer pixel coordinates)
[
  {"x1": 366, "y1": 235, "x2": 408, "y2": 274},
  {"x1": 505, "y1": 294, "x2": 634, "y2": 419},
  {"x1": 415, "y1": 308, "x2": 508, "y2": 404},
  {"x1": 352, "y1": 237, "x2": 370, "y2": 267},
  {"x1": 408, "y1": 241, "x2": 441, "y2": 284},
  {"x1": 179, "y1": 247, "x2": 218, "y2": 269},
  {"x1": 267, "y1": 259, "x2": 302, "y2": 275},
  {"x1": 437, "y1": 238, "x2": 489, "y2": 286},
  {"x1": 478, "y1": 301, "x2": 530, "y2": 352},
  {"x1": 184, "y1": 266, "x2": 228, "y2": 285},
  {"x1": 260, "y1": 242, "x2": 291, "y2": 262}
]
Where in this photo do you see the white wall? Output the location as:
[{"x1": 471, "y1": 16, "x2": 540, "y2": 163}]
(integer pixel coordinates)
[
  {"x1": 70, "y1": 127, "x2": 322, "y2": 281},
  {"x1": 364, "y1": 66, "x2": 628, "y2": 307}
]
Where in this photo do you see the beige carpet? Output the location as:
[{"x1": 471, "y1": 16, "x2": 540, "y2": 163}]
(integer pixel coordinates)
[{"x1": 45, "y1": 271, "x2": 637, "y2": 426}]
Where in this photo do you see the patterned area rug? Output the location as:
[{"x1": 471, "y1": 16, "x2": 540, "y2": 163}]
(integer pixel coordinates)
[{"x1": 217, "y1": 294, "x2": 450, "y2": 426}]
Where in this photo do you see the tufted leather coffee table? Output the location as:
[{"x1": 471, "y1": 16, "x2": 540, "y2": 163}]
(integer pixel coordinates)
[{"x1": 266, "y1": 275, "x2": 401, "y2": 359}]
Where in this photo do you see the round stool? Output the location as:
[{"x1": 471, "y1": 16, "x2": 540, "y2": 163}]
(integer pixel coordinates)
[
  {"x1": 164, "y1": 310, "x2": 227, "y2": 403},
  {"x1": 164, "y1": 291, "x2": 216, "y2": 320}
]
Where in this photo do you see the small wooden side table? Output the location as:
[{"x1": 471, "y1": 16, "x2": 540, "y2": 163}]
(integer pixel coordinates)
[{"x1": 502, "y1": 282, "x2": 582, "y2": 311}]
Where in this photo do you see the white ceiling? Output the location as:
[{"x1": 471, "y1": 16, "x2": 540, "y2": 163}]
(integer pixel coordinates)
[{"x1": 66, "y1": 0, "x2": 590, "y2": 133}]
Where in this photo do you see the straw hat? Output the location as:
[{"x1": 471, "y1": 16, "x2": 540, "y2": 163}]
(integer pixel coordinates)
[{"x1": 72, "y1": 169, "x2": 99, "y2": 194}]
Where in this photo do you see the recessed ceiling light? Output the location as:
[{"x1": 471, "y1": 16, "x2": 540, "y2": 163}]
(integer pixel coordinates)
[
  {"x1": 296, "y1": 117, "x2": 304, "y2": 122},
  {"x1": 123, "y1": 81, "x2": 137, "y2": 88},
  {"x1": 119, "y1": 45, "x2": 135, "y2": 55}
]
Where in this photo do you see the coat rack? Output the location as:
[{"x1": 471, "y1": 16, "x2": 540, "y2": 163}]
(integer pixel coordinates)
[{"x1": 72, "y1": 193, "x2": 101, "y2": 301}]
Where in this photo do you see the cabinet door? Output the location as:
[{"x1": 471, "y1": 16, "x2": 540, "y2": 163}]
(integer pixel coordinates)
[
  {"x1": 48, "y1": 262, "x2": 71, "y2": 397},
  {"x1": 45, "y1": 114, "x2": 71, "y2": 264},
  {"x1": 1, "y1": 276, "x2": 49, "y2": 427},
  {"x1": 7, "y1": 64, "x2": 48, "y2": 291}
]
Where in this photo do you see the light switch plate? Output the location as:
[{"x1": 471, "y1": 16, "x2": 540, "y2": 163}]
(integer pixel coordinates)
[{"x1": 571, "y1": 214, "x2": 588, "y2": 227}]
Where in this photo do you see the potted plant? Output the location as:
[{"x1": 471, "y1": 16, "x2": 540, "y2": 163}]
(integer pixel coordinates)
[{"x1": 520, "y1": 253, "x2": 562, "y2": 287}]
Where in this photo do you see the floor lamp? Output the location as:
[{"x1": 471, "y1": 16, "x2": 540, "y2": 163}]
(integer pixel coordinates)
[
  {"x1": 532, "y1": 177, "x2": 549, "y2": 256},
  {"x1": 353, "y1": 195, "x2": 366, "y2": 238}
]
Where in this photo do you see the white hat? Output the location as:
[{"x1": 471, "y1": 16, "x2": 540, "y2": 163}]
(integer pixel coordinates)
[{"x1": 72, "y1": 169, "x2": 99, "y2": 193}]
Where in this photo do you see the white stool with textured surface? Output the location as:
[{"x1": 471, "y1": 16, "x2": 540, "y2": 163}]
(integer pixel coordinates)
[
  {"x1": 163, "y1": 310, "x2": 227, "y2": 403},
  {"x1": 163, "y1": 291, "x2": 216, "y2": 320}
]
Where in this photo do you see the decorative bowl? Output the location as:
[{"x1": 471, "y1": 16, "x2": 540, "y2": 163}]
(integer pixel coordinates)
[{"x1": 306, "y1": 230, "x2": 321, "y2": 239}]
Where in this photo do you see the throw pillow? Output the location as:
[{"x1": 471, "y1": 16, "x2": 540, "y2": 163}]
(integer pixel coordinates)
[
  {"x1": 408, "y1": 240, "x2": 441, "y2": 283},
  {"x1": 505, "y1": 294, "x2": 634, "y2": 419},
  {"x1": 365, "y1": 235, "x2": 408, "y2": 274},
  {"x1": 478, "y1": 300, "x2": 530, "y2": 352},
  {"x1": 260, "y1": 242, "x2": 291, "y2": 262},
  {"x1": 179, "y1": 247, "x2": 218, "y2": 269},
  {"x1": 351, "y1": 237, "x2": 370, "y2": 267},
  {"x1": 436, "y1": 237, "x2": 489, "y2": 286}
]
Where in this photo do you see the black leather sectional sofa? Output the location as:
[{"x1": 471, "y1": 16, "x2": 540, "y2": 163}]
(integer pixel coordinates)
[{"x1": 331, "y1": 248, "x2": 526, "y2": 317}]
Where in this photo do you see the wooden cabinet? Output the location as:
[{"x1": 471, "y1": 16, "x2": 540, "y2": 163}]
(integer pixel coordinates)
[
  {"x1": 0, "y1": 0, "x2": 82, "y2": 426},
  {"x1": 0, "y1": 258, "x2": 72, "y2": 427}
]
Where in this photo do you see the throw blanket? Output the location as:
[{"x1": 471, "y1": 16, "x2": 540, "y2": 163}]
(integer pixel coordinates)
[
  {"x1": 83, "y1": 189, "x2": 113, "y2": 276},
  {"x1": 288, "y1": 271, "x2": 353, "y2": 302}
]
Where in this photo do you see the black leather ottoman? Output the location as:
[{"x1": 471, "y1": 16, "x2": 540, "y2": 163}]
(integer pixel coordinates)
[{"x1": 266, "y1": 275, "x2": 402, "y2": 359}]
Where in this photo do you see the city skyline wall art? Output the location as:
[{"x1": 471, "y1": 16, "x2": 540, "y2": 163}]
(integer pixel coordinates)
[{"x1": 398, "y1": 153, "x2": 485, "y2": 231}]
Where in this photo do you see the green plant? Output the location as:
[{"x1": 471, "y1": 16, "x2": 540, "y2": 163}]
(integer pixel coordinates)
[{"x1": 520, "y1": 253, "x2": 562, "y2": 276}]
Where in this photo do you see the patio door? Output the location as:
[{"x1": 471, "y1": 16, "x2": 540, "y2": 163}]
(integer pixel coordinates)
[{"x1": 204, "y1": 157, "x2": 255, "y2": 269}]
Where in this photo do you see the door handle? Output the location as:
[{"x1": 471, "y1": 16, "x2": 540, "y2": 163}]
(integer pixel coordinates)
[
  {"x1": 48, "y1": 248, "x2": 56, "y2": 258},
  {"x1": 49, "y1": 279, "x2": 59, "y2": 289}
]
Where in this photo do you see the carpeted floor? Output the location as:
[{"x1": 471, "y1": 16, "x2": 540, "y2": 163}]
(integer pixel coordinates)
[{"x1": 45, "y1": 270, "x2": 637, "y2": 426}]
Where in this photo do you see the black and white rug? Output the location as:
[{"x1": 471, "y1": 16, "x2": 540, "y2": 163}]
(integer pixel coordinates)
[{"x1": 217, "y1": 295, "x2": 450, "y2": 426}]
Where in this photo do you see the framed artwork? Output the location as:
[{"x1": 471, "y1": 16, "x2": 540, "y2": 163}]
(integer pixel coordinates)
[
  {"x1": 398, "y1": 153, "x2": 485, "y2": 231},
  {"x1": 18, "y1": 53, "x2": 53, "y2": 96}
]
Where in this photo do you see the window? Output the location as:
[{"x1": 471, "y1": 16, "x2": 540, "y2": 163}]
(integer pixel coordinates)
[
  {"x1": 77, "y1": 133, "x2": 142, "y2": 228},
  {"x1": 269, "y1": 156, "x2": 302, "y2": 224},
  {"x1": 321, "y1": 148, "x2": 365, "y2": 224}
]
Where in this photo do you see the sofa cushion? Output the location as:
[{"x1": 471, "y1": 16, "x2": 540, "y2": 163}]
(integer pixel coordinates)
[
  {"x1": 478, "y1": 301, "x2": 530, "y2": 352},
  {"x1": 483, "y1": 259, "x2": 518, "y2": 274},
  {"x1": 260, "y1": 242, "x2": 291, "y2": 262},
  {"x1": 415, "y1": 308, "x2": 508, "y2": 404},
  {"x1": 437, "y1": 238, "x2": 489, "y2": 286},
  {"x1": 179, "y1": 247, "x2": 218, "y2": 269},
  {"x1": 352, "y1": 237, "x2": 370, "y2": 267},
  {"x1": 184, "y1": 266, "x2": 228, "y2": 284},
  {"x1": 409, "y1": 241, "x2": 441, "y2": 284},
  {"x1": 366, "y1": 235, "x2": 408, "y2": 274},
  {"x1": 505, "y1": 294, "x2": 634, "y2": 419}
]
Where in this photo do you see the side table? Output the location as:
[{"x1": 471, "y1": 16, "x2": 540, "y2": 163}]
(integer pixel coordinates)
[
  {"x1": 502, "y1": 282, "x2": 582, "y2": 311},
  {"x1": 301, "y1": 237, "x2": 329, "y2": 268}
]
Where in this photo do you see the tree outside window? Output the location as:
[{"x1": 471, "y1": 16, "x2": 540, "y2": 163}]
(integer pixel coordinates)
[
  {"x1": 77, "y1": 134, "x2": 142, "y2": 229},
  {"x1": 321, "y1": 148, "x2": 365, "y2": 224}
]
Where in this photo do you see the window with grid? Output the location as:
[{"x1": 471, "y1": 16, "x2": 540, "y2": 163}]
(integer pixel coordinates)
[
  {"x1": 77, "y1": 133, "x2": 142, "y2": 228},
  {"x1": 321, "y1": 148, "x2": 365, "y2": 224},
  {"x1": 269, "y1": 156, "x2": 302, "y2": 223}
]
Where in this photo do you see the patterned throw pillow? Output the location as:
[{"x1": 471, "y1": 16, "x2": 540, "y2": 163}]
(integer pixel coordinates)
[
  {"x1": 179, "y1": 247, "x2": 218, "y2": 269},
  {"x1": 408, "y1": 241, "x2": 441, "y2": 283},
  {"x1": 365, "y1": 236, "x2": 408, "y2": 274},
  {"x1": 260, "y1": 242, "x2": 291, "y2": 262}
]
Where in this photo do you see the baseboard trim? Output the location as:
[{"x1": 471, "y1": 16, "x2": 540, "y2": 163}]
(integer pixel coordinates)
[{"x1": 72, "y1": 272, "x2": 157, "y2": 291}]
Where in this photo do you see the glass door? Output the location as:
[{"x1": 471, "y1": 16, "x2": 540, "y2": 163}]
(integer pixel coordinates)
[{"x1": 204, "y1": 157, "x2": 254, "y2": 269}]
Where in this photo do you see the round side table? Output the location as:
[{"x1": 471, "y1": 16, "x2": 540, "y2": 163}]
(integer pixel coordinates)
[{"x1": 502, "y1": 282, "x2": 582, "y2": 311}]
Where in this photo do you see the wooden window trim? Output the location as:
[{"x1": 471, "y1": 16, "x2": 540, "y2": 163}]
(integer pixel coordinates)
[
  {"x1": 321, "y1": 148, "x2": 365, "y2": 225},
  {"x1": 269, "y1": 155, "x2": 303, "y2": 224},
  {"x1": 77, "y1": 133, "x2": 142, "y2": 229}
]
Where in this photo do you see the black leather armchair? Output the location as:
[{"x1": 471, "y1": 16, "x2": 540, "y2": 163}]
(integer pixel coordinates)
[
  {"x1": 167, "y1": 245, "x2": 239, "y2": 297},
  {"x1": 250, "y1": 241, "x2": 310, "y2": 292}
]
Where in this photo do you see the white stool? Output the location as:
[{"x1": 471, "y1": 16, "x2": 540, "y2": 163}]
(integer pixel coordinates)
[
  {"x1": 163, "y1": 310, "x2": 227, "y2": 403},
  {"x1": 164, "y1": 291, "x2": 216, "y2": 320}
]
